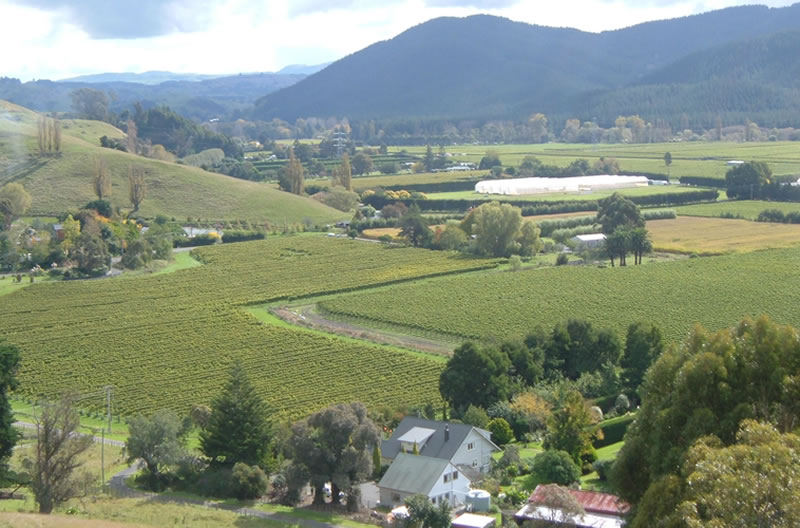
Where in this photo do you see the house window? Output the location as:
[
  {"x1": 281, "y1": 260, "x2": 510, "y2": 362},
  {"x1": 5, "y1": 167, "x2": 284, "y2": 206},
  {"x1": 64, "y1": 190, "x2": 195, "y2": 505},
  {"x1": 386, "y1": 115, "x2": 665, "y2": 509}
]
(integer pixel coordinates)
[
  {"x1": 443, "y1": 474, "x2": 449, "y2": 483},
  {"x1": 472, "y1": 459, "x2": 478, "y2": 467},
  {"x1": 432, "y1": 496, "x2": 437, "y2": 504},
  {"x1": 467, "y1": 442, "x2": 475, "y2": 450},
  {"x1": 392, "y1": 493, "x2": 401, "y2": 503},
  {"x1": 453, "y1": 471, "x2": 458, "y2": 480}
]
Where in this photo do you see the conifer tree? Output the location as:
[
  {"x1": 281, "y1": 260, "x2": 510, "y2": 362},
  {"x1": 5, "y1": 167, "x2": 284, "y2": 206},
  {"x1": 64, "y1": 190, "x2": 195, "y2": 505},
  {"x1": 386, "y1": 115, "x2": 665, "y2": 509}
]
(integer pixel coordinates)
[
  {"x1": 0, "y1": 341, "x2": 20, "y2": 477},
  {"x1": 200, "y1": 362, "x2": 273, "y2": 468}
]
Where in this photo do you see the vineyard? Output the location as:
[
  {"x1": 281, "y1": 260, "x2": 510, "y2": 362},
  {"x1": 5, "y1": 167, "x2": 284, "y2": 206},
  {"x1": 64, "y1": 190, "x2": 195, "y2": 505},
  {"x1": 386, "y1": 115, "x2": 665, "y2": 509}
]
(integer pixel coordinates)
[
  {"x1": 675, "y1": 200, "x2": 800, "y2": 219},
  {"x1": 318, "y1": 247, "x2": 800, "y2": 345},
  {"x1": 0, "y1": 236, "x2": 493, "y2": 419},
  {"x1": 647, "y1": 217, "x2": 800, "y2": 254}
]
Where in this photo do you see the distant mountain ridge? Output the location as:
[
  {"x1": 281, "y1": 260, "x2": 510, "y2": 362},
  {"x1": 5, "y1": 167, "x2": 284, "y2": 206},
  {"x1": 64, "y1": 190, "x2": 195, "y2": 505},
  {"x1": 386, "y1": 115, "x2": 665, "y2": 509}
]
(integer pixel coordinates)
[
  {"x1": 59, "y1": 71, "x2": 223, "y2": 84},
  {"x1": 253, "y1": 4, "x2": 800, "y2": 128}
]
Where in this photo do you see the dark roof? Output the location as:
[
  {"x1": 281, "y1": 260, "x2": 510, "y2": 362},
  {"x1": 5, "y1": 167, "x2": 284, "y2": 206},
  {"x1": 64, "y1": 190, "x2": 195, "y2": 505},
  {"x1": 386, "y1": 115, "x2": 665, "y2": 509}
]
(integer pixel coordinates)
[
  {"x1": 381, "y1": 417, "x2": 486, "y2": 461},
  {"x1": 529, "y1": 485, "x2": 630, "y2": 516},
  {"x1": 377, "y1": 453, "x2": 451, "y2": 494}
]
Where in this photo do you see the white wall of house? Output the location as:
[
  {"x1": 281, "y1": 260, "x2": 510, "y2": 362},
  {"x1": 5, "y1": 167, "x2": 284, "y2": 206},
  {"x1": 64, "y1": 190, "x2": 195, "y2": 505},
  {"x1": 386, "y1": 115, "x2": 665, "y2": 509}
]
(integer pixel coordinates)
[
  {"x1": 450, "y1": 429, "x2": 496, "y2": 473},
  {"x1": 378, "y1": 462, "x2": 470, "y2": 508},
  {"x1": 429, "y1": 463, "x2": 471, "y2": 507}
]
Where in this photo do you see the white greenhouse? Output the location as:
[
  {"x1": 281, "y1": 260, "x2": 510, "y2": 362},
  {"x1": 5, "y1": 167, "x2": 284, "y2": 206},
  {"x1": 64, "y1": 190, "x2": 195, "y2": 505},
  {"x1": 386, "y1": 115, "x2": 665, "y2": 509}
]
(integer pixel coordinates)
[{"x1": 474, "y1": 175, "x2": 649, "y2": 196}]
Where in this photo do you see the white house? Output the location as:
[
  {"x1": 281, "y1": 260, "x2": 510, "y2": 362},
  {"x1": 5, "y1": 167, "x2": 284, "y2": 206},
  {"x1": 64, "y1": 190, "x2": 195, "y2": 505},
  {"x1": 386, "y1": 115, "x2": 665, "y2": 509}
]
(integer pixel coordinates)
[
  {"x1": 378, "y1": 453, "x2": 471, "y2": 508},
  {"x1": 381, "y1": 417, "x2": 500, "y2": 474}
]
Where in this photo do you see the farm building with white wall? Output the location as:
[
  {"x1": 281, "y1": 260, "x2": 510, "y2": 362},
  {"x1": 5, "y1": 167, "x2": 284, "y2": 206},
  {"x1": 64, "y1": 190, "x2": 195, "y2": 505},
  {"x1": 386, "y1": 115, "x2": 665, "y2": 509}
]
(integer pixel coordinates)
[{"x1": 474, "y1": 175, "x2": 649, "y2": 196}]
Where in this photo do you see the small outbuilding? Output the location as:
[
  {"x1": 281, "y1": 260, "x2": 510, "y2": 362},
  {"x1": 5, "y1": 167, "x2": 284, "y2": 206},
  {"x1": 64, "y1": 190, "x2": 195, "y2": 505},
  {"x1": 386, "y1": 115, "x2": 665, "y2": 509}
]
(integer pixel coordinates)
[
  {"x1": 571, "y1": 233, "x2": 606, "y2": 250},
  {"x1": 515, "y1": 485, "x2": 630, "y2": 528},
  {"x1": 453, "y1": 513, "x2": 496, "y2": 528}
]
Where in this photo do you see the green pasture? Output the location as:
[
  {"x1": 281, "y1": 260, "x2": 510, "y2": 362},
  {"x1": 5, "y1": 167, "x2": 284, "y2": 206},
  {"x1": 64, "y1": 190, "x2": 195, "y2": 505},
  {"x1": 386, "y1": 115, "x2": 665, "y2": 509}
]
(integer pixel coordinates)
[
  {"x1": 675, "y1": 199, "x2": 800, "y2": 219},
  {"x1": 394, "y1": 142, "x2": 800, "y2": 180}
]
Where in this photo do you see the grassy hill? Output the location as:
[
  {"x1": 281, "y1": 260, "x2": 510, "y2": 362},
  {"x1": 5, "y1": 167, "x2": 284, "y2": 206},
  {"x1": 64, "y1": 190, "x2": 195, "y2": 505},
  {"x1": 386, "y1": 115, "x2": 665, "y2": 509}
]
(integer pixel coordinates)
[{"x1": 0, "y1": 100, "x2": 346, "y2": 224}]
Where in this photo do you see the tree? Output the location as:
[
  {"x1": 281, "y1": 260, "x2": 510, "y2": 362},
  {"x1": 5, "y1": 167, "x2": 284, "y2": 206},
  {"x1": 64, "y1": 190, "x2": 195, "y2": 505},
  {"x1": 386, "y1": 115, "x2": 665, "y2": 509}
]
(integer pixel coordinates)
[
  {"x1": 478, "y1": 150, "x2": 501, "y2": 170},
  {"x1": 612, "y1": 316, "x2": 800, "y2": 512},
  {"x1": 0, "y1": 183, "x2": 32, "y2": 230},
  {"x1": 675, "y1": 420, "x2": 800, "y2": 528},
  {"x1": 92, "y1": 157, "x2": 111, "y2": 200},
  {"x1": 27, "y1": 394, "x2": 93, "y2": 513},
  {"x1": 287, "y1": 402, "x2": 379, "y2": 509},
  {"x1": 462, "y1": 405, "x2": 489, "y2": 429},
  {"x1": 423, "y1": 145, "x2": 435, "y2": 172},
  {"x1": 517, "y1": 220, "x2": 542, "y2": 257},
  {"x1": 471, "y1": 202, "x2": 523, "y2": 257},
  {"x1": 603, "y1": 229, "x2": 630, "y2": 267},
  {"x1": 399, "y1": 205, "x2": 432, "y2": 248},
  {"x1": 333, "y1": 153, "x2": 352, "y2": 191},
  {"x1": 526, "y1": 484, "x2": 584, "y2": 526},
  {"x1": 543, "y1": 389, "x2": 594, "y2": 465},
  {"x1": 435, "y1": 222, "x2": 467, "y2": 251},
  {"x1": 128, "y1": 165, "x2": 147, "y2": 214},
  {"x1": 528, "y1": 113, "x2": 548, "y2": 143},
  {"x1": 726, "y1": 161, "x2": 772, "y2": 200},
  {"x1": 69, "y1": 87, "x2": 110, "y2": 121},
  {"x1": 351, "y1": 152, "x2": 373, "y2": 176},
  {"x1": 126, "y1": 409, "x2": 188, "y2": 490},
  {"x1": 621, "y1": 322, "x2": 663, "y2": 396},
  {"x1": 59, "y1": 214, "x2": 81, "y2": 255},
  {"x1": 231, "y1": 462, "x2": 269, "y2": 500},
  {"x1": 0, "y1": 342, "x2": 20, "y2": 478},
  {"x1": 487, "y1": 417, "x2": 514, "y2": 446},
  {"x1": 510, "y1": 392, "x2": 552, "y2": 437},
  {"x1": 73, "y1": 233, "x2": 110, "y2": 276},
  {"x1": 126, "y1": 120, "x2": 138, "y2": 154},
  {"x1": 405, "y1": 493, "x2": 452, "y2": 528},
  {"x1": 545, "y1": 319, "x2": 622, "y2": 380},
  {"x1": 200, "y1": 362, "x2": 273, "y2": 468},
  {"x1": 285, "y1": 149, "x2": 305, "y2": 195},
  {"x1": 316, "y1": 187, "x2": 359, "y2": 212},
  {"x1": 596, "y1": 193, "x2": 644, "y2": 235},
  {"x1": 628, "y1": 227, "x2": 651, "y2": 265},
  {"x1": 439, "y1": 342, "x2": 512, "y2": 412},
  {"x1": 530, "y1": 451, "x2": 581, "y2": 486},
  {"x1": 663, "y1": 152, "x2": 672, "y2": 177}
]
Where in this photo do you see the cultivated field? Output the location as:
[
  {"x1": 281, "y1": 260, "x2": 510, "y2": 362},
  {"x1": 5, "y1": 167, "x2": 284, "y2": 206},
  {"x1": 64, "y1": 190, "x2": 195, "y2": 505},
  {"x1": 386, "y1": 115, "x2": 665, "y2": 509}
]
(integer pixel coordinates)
[
  {"x1": 394, "y1": 142, "x2": 800, "y2": 180},
  {"x1": 318, "y1": 246, "x2": 800, "y2": 345},
  {"x1": 0, "y1": 100, "x2": 345, "y2": 224},
  {"x1": 0, "y1": 237, "x2": 495, "y2": 419},
  {"x1": 648, "y1": 217, "x2": 800, "y2": 254},
  {"x1": 675, "y1": 200, "x2": 800, "y2": 219}
]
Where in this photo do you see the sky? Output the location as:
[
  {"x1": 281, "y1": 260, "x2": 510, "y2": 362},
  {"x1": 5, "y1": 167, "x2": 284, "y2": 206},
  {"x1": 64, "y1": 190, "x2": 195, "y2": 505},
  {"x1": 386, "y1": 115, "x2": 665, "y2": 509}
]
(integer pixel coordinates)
[{"x1": 0, "y1": 0, "x2": 796, "y2": 81}]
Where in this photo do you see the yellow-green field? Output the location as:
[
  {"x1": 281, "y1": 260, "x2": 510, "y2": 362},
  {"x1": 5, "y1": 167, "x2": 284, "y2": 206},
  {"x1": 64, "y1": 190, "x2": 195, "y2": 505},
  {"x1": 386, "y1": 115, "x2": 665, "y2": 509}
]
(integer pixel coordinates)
[
  {"x1": 393, "y1": 142, "x2": 800, "y2": 180},
  {"x1": 647, "y1": 216, "x2": 800, "y2": 254},
  {"x1": 0, "y1": 100, "x2": 346, "y2": 224}
]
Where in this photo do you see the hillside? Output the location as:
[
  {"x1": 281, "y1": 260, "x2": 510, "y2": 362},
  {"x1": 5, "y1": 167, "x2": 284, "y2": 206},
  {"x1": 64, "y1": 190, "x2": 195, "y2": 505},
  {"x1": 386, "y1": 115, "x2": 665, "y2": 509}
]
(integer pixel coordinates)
[
  {"x1": 0, "y1": 72, "x2": 306, "y2": 121},
  {"x1": 253, "y1": 4, "x2": 800, "y2": 125},
  {"x1": 0, "y1": 100, "x2": 346, "y2": 224}
]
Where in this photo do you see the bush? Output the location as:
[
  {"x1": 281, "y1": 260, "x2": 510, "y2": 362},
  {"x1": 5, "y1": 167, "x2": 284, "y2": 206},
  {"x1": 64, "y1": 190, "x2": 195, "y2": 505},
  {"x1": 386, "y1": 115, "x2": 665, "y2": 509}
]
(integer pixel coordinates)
[
  {"x1": 487, "y1": 418, "x2": 514, "y2": 446},
  {"x1": 84, "y1": 199, "x2": 113, "y2": 218},
  {"x1": 593, "y1": 459, "x2": 615, "y2": 481},
  {"x1": 556, "y1": 253, "x2": 569, "y2": 266},
  {"x1": 509, "y1": 255, "x2": 522, "y2": 271},
  {"x1": 462, "y1": 405, "x2": 490, "y2": 429},
  {"x1": 757, "y1": 209, "x2": 786, "y2": 223},
  {"x1": 222, "y1": 230, "x2": 266, "y2": 244},
  {"x1": 593, "y1": 414, "x2": 635, "y2": 448},
  {"x1": 614, "y1": 393, "x2": 630, "y2": 413},
  {"x1": 231, "y1": 463, "x2": 269, "y2": 500},
  {"x1": 530, "y1": 450, "x2": 581, "y2": 486}
]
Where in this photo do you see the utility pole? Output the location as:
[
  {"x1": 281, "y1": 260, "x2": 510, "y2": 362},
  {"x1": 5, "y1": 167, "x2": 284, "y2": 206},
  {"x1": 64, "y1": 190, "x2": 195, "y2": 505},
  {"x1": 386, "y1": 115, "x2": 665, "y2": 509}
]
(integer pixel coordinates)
[
  {"x1": 101, "y1": 428, "x2": 105, "y2": 492},
  {"x1": 104, "y1": 386, "x2": 113, "y2": 434},
  {"x1": 333, "y1": 130, "x2": 347, "y2": 158}
]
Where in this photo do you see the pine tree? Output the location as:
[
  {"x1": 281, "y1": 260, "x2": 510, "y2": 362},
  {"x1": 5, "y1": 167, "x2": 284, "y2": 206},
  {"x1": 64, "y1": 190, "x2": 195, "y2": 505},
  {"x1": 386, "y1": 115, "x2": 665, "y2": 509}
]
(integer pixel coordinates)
[{"x1": 200, "y1": 362, "x2": 273, "y2": 468}]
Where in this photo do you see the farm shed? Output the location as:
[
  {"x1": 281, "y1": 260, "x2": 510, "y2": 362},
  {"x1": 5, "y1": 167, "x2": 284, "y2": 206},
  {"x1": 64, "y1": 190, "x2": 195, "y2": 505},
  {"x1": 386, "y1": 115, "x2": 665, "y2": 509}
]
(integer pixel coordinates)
[
  {"x1": 571, "y1": 233, "x2": 606, "y2": 249},
  {"x1": 453, "y1": 513, "x2": 496, "y2": 528},
  {"x1": 474, "y1": 175, "x2": 648, "y2": 196},
  {"x1": 515, "y1": 485, "x2": 630, "y2": 528}
]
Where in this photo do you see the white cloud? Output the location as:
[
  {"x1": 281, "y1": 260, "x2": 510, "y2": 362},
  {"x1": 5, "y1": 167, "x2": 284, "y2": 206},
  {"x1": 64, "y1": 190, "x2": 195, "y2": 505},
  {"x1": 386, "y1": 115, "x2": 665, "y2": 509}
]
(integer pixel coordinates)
[{"x1": 0, "y1": 0, "x2": 796, "y2": 81}]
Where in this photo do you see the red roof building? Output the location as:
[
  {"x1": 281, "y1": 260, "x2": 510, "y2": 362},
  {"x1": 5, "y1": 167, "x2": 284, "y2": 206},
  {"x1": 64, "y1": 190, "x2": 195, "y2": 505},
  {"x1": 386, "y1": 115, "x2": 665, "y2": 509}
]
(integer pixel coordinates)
[{"x1": 515, "y1": 485, "x2": 630, "y2": 528}]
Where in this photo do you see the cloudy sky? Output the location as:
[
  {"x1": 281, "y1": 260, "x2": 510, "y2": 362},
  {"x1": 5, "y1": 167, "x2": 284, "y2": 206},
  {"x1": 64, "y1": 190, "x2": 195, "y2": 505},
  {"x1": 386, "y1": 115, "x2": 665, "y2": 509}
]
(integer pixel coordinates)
[{"x1": 0, "y1": 0, "x2": 795, "y2": 81}]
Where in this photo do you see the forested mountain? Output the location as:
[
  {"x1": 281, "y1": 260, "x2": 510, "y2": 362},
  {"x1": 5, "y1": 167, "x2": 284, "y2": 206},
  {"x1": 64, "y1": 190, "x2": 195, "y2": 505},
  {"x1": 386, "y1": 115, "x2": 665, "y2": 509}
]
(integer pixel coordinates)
[
  {"x1": 0, "y1": 72, "x2": 306, "y2": 121},
  {"x1": 254, "y1": 4, "x2": 800, "y2": 127},
  {"x1": 59, "y1": 71, "x2": 223, "y2": 84}
]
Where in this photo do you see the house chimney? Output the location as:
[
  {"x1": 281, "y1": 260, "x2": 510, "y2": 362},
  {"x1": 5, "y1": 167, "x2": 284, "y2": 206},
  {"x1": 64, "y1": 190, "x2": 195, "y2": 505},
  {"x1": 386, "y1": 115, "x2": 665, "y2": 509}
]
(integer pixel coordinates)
[{"x1": 445, "y1": 424, "x2": 450, "y2": 442}]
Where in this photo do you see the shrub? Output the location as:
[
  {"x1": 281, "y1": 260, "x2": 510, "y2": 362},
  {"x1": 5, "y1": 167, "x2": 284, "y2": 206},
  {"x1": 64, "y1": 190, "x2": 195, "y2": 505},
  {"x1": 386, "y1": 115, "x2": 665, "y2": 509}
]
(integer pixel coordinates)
[
  {"x1": 593, "y1": 459, "x2": 615, "y2": 481},
  {"x1": 509, "y1": 255, "x2": 522, "y2": 271},
  {"x1": 556, "y1": 253, "x2": 569, "y2": 266},
  {"x1": 231, "y1": 462, "x2": 269, "y2": 500},
  {"x1": 84, "y1": 199, "x2": 113, "y2": 218},
  {"x1": 222, "y1": 230, "x2": 266, "y2": 244},
  {"x1": 757, "y1": 209, "x2": 786, "y2": 223},
  {"x1": 462, "y1": 405, "x2": 490, "y2": 429},
  {"x1": 487, "y1": 418, "x2": 514, "y2": 446},
  {"x1": 614, "y1": 393, "x2": 630, "y2": 413},
  {"x1": 530, "y1": 450, "x2": 581, "y2": 486}
]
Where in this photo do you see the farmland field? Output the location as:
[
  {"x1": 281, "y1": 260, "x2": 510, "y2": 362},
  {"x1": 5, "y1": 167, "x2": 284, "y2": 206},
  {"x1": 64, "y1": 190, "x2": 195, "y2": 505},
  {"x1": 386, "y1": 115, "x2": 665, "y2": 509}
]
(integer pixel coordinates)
[
  {"x1": 648, "y1": 217, "x2": 800, "y2": 254},
  {"x1": 0, "y1": 236, "x2": 494, "y2": 419},
  {"x1": 675, "y1": 200, "x2": 800, "y2": 219},
  {"x1": 319, "y1": 247, "x2": 800, "y2": 345},
  {"x1": 393, "y1": 142, "x2": 800, "y2": 180},
  {"x1": 424, "y1": 185, "x2": 712, "y2": 202}
]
